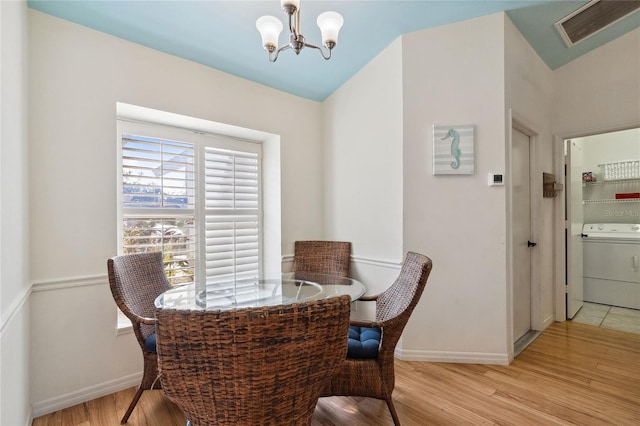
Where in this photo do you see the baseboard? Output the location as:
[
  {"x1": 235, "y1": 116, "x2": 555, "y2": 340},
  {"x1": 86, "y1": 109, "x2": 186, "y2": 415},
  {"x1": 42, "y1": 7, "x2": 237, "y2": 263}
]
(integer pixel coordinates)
[
  {"x1": 543, "y1": 314, "x2": 555, "y2": 329},
  {"x1": 31, "y1": 372, "x2": 142, "y2": 418},
  {"x1": 395, "y1": 348, "x2": 510, "y2": 365}
]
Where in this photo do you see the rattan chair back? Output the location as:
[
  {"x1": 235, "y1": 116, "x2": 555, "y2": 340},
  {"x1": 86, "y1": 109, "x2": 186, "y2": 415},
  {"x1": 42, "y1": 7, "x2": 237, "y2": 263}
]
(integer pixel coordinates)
[
  {"x1": 322, "y1": 251, "x2": 433, "y2": 426},
  {"x1": 292, "y1": 240, "x2": 352, "y2": 277},
  {"x1": 374, "y1": 251, "x2": 433, "y2": 356},
  {"x1": 156, "y1": 295, "x2": 352, "y2": 426},
  {"x1": 107, "y1": 251, "x2": 172, "y2": 423}
]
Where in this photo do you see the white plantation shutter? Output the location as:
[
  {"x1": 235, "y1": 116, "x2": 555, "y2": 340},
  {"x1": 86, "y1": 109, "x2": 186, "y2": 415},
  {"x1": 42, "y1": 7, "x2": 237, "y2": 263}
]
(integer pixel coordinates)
[
  {"x1": 118, "y1": 120, "x2": 262, "y2": 288},
  {"x1": 120, "y1": 131, "x2": 197, "y2": 285},
  {"x1": 203, "y1": 145, "x2": 261, "y2": 286},
  {"x1": 121, "y1": 135, "x2": 195, "y2": 209}
]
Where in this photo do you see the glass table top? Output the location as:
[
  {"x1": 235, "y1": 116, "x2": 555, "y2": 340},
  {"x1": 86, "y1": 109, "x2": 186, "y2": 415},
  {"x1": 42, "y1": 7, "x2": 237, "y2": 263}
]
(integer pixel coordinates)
[{"x1": 155, "y1": 272, "x2": 365, "y2": 311}]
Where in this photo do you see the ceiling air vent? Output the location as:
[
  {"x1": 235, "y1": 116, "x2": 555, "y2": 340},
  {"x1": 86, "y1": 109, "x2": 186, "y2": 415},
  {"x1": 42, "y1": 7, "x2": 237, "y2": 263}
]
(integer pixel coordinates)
[{"x1": 555, "y1": 0, "x2": 640, "y2": 47}]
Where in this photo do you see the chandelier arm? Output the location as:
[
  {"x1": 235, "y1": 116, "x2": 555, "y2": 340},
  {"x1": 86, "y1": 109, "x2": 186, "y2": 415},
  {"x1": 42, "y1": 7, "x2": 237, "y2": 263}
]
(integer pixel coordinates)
[
  {"x1": 269, "y1": 44, "x2": 292, "y2": 62},
  {"x1": 303, "y1": 41, "x2": 332, "y2": 60},
  {"x1": 288, "y1": 11, "x2": 299, "y2": 38}
]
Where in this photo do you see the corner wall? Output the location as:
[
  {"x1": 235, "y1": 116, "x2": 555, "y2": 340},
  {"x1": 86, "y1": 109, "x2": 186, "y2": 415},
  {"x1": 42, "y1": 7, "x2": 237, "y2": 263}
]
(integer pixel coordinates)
[
  {"x1": 322, "y1": 37, "x2": 405, "y2": 304},
  {"x1": 401, "y1": 14, "x2": 511, "y2": 363},
  {"x1": 1, "y1": 1, "x2": 31, "y2": 425}
]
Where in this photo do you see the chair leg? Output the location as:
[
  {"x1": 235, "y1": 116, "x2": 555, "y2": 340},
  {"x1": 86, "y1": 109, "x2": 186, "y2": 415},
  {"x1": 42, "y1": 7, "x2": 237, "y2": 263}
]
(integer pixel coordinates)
[
  {"x1": 121, "y1": 387, "x2": 144, "y2": 424},
  {"x1": 386, "y1": 398, "x2": 401, "y2": 426}
]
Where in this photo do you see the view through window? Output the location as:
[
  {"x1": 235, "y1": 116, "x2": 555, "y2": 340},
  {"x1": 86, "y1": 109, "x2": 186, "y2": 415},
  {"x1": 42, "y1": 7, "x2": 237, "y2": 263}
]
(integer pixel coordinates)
[{"x1": 118, "y1": 120, "x2": 262, "y2": 287}]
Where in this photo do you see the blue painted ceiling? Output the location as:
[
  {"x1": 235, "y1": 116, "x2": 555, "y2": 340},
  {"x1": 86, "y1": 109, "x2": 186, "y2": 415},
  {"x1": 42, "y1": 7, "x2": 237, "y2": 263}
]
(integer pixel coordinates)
[{"x1": 28, "y1": 0, "x2": 640, "y2": 101}]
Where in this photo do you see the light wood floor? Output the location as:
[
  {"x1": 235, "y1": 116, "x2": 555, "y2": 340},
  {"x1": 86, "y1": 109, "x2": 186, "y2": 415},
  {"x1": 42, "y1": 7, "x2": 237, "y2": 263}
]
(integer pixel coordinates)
[{"x1": 33, "y1": 321, "x2": 640, "y2": 425}]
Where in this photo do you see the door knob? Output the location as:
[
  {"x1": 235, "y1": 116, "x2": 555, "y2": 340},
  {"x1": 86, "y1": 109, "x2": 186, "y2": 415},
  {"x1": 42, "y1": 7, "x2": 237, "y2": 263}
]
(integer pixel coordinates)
[{"x1": 527, "y1": 241, "x2": 537, "y2": 247}]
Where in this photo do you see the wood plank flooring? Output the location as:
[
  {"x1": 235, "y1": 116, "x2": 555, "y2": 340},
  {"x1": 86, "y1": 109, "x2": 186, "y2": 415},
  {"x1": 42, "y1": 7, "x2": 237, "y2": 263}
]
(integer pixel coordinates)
[{"x1": 33, "y1": 321, "x2": 640, "y2": 425}]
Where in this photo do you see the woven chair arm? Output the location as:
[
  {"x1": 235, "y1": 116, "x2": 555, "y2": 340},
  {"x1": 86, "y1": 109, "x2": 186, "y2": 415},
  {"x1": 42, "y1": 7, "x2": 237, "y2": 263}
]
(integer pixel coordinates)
[
  {"x1": 358, "y1": 294, "x2": 379, "y2": 302},
  {"x1": 128, "y1": 314, "x2": 157, "y2": 326},
  {"x1": 349, "y1": 319, "x2": 382, "y2": 328}
]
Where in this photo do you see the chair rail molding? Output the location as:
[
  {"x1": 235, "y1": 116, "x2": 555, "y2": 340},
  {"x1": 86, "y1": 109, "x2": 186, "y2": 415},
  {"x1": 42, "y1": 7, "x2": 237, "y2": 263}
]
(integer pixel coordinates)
[
  {"x1": 282, "y1": 254, "x2": 402, "y2": 270},
  {"x1": 31, "y1": 275, "x2": 107, "y2": 292},
  {"x1": 0, "y1": 286, "x2": 31, "y2": 334}
]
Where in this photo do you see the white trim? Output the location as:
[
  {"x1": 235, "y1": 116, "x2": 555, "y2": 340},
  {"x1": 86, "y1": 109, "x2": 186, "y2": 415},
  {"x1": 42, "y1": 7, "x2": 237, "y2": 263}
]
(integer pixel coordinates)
[
  {"x1": 23, "y1": 413, "x2": 33, "y2": 426},
  {"x1": 508, "y1": 109, "x2": 545, "y2": 357},
  {"x1": 31, "y1": 275, "x2": 106, "y2": 292},
  {"x1": 31, "y1": 372, "x2": 143, "y2": 418},
  {"x1": 28, "y1": 254, "x2": 401, "y2": 295},
  {"x1": 282, "y1": 254, "x2": 402, "y2": 270},
  {"x1": 0, "y1": 286, "x2": 31, "y2": 334},
  {"x1": 395, "y1": 348, "x2": 510, "y2": 366}
]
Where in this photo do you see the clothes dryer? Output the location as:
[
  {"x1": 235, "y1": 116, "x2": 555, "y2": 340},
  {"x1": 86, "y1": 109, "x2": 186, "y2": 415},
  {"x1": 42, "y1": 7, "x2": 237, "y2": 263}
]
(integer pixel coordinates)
[{"x1": 582, "y1": 223, "x2": 640, "y2": 309}]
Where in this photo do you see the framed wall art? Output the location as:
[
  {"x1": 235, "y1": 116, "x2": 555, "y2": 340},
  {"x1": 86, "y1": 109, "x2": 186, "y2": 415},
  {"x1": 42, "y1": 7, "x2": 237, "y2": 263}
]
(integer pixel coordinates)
[{"x1": 432, "y1": 125, "x2": 474, "y2": 175}]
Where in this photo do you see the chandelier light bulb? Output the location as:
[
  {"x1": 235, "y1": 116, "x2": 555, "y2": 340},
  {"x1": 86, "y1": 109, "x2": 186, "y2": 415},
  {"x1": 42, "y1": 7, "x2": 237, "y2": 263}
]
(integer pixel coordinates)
[
  {"x1": 317, "y1": 11, "x2": 344, "y2": 48},
  {"x1": 256, "y1": 15, "x2": 283, "y2": 51}
]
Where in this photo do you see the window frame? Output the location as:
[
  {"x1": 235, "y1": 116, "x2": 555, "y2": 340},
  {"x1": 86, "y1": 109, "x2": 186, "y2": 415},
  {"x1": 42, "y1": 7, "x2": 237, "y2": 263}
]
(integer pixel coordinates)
[{"x1": 116, "y1": 119, "x2": 264, "y2": 287}]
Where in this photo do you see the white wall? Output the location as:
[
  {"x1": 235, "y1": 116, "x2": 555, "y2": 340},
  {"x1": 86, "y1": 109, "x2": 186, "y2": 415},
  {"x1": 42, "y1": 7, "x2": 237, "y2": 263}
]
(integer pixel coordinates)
[
  {"x1": 322, "y1": 37, "x2": 404, "y2": 309},
  {"x1": 552, "y1": 28, "x2": 640, "y2": 136},
  {"x1": 28, "y1": 9, "x2": 323, "y2": 415},
  {"x1": 581, "y1": 128, "x2": 640, "y2": 173},
  {"x1": 1, "y1": 1, "x2": 31, "y2": 425},
  {"x1": 322, "y1": 13, "x2": 558, "y2": 362},
  {"x1": 401, "y1": 14, "x2": 511, "y2": 363}
]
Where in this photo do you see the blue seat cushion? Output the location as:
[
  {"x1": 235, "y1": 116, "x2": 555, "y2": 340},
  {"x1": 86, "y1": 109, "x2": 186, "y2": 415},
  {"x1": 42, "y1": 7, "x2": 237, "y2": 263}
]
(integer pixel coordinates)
[
  {"x1": 347, "y1": 325, "x2": 381, "y2": 359},
  {"x1": 145, "y1": 333, "x2": 157, "y2": 353}
]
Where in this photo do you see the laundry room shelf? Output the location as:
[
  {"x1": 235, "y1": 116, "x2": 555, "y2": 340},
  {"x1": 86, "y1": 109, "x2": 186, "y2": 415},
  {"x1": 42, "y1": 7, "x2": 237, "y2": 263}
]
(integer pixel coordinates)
[
  {"x1": 583, "y1": 178, "x2": 640, "y2": 186},
  {"x1": 583, "y1": 198, "x2": 640, "y2": 204}
]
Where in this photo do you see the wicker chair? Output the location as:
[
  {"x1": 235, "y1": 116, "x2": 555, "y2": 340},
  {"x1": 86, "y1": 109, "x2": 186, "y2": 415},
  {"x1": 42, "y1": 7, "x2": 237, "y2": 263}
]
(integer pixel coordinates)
[
  {"x1": 321, "y1": 251, "x2": 433, "y2": 426},
  {"x1": 107, "y1": 251, "x2": 172, "y2": 424},
  {"x1": 155, "y1": 295, "x2": 352, "y2": 426},
  {"x1": 292, "y1": 240, "x2": 352, "y2": 277}
]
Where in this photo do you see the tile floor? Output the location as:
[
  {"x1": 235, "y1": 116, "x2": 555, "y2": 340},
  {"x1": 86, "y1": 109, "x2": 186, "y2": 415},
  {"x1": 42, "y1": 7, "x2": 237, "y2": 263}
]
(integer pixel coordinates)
[{"x1": 572, "y1": 302, "x2": 640, "y2": 335}]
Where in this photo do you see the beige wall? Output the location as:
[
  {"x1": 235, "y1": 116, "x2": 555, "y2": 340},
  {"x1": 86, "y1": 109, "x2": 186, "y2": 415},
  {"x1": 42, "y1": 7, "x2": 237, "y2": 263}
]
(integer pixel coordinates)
[
  {"x1": 28, "y1": 9, "x2": 323, "y2": 415},
  {"x1": 401, "y1": 14, "x2": 511, "y2": 362},
  {"x1": 552, "y1": 28, "x2": 640, "y2": 137},
  {"x1": 322, "y1": 37, "x2": 405, "y2": 306},
  {"x1": 1, "y1": 0, "x2": 31, "y2": 425}
]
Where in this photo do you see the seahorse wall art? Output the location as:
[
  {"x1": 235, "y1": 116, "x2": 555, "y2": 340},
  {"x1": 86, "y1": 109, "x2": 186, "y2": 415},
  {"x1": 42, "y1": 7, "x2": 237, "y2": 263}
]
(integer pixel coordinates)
[
  {"x1": 441, "y1": 128, "x2": 461, "y2": 169},
  {"x1": 432, "y1": 124, "x2": 474, "y2": 175}
]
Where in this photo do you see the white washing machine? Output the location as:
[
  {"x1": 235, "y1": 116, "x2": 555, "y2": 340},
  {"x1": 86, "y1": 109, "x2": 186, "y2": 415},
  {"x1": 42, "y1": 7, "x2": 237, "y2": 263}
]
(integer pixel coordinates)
[{"x1": 582, "y1": 223, "x2": 640, "y2": 310}]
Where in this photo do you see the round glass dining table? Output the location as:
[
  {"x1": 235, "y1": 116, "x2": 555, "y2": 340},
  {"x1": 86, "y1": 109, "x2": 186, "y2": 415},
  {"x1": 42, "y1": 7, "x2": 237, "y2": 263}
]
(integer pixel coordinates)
[{"x1": 154, "y1": 272, "x2": 366, "y2": 310}]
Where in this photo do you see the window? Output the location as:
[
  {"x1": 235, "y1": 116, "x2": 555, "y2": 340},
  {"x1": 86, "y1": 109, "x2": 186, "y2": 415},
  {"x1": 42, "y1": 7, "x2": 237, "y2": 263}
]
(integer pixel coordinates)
[{"x1": 117, "y1": 120, "x2": 262, "y2": 287}]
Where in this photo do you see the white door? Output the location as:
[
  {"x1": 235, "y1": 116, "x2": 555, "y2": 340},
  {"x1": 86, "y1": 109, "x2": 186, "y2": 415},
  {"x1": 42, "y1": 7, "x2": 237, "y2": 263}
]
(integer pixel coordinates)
[
  {"x1": 566, "y1": 140, "x2": 584, "y2": 319},
  {"x1": 513, "y1": 128, "x2": 532, "y2": 342}
]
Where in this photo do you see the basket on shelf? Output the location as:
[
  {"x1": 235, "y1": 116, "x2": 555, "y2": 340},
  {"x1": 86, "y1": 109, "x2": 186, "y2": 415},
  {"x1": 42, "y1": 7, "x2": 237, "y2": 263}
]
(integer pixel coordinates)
[{"x1": 599, "y1": 160, "x2": 640, "y2": 181}]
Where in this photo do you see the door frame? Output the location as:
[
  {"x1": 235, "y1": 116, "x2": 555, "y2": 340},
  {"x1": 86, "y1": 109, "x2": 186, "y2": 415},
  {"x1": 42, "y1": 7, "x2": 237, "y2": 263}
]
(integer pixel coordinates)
[
  {"x1": 508, "y1": 110, "x2": 543, "y2": 357},
  {"x1": 553, "y1": 121, "x2": 640, "y2": 321}
]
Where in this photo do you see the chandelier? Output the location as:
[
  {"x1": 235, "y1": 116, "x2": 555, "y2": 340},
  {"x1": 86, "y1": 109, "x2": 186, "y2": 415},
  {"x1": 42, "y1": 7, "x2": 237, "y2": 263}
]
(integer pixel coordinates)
[{"x1": 256, "y1": 0, "x2": 344, "y2": 62}]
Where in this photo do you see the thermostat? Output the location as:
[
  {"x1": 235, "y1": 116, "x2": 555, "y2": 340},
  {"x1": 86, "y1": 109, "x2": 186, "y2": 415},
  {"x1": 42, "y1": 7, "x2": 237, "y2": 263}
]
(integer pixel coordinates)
[{"x1": 488, "y1": 173, "x2": 504, "y2": 186}]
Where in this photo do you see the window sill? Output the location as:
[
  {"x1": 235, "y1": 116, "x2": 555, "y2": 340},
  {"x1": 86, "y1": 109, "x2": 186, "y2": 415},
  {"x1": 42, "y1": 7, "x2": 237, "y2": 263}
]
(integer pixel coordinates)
[{"x1": 116, "y1": 310, "x2": 133, "y2": 335}]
